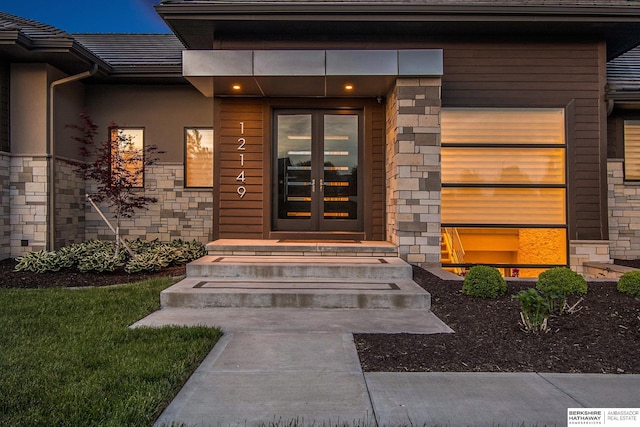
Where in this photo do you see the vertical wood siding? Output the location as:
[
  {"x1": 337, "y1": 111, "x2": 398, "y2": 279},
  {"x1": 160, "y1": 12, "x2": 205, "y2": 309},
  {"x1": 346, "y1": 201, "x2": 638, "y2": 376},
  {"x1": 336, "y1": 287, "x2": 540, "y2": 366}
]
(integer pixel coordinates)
[{"x1": 441, "y1": 41, "x2": 606, "y2": 240}]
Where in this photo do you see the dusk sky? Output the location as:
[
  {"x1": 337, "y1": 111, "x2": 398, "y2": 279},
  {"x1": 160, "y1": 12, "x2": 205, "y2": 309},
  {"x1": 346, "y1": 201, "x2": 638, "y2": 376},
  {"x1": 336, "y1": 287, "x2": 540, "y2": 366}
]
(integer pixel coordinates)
[{"x1": 1, "y1": 0, "x2": 170, "y2": 33}]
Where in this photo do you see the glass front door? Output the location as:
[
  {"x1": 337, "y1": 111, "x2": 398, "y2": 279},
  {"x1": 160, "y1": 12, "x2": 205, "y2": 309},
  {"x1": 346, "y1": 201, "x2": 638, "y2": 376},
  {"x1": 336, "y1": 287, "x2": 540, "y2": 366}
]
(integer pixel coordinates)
[{"x1": 274, "y1": 110, "x2": 362, "y2": 232}]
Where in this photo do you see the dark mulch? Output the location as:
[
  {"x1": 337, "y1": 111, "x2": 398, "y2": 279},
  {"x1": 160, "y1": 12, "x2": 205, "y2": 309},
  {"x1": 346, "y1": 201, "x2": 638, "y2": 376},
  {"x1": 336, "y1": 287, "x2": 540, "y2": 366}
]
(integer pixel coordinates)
[
  {"x1": 355, "y1": 266, "x2": 640, "y2": 374},
  {"x1": 3, "y1": 256, "x2": 639, "y2": 374},
  {"x1": 0, "y1": 258, "x2": 186, "y2": 289}
]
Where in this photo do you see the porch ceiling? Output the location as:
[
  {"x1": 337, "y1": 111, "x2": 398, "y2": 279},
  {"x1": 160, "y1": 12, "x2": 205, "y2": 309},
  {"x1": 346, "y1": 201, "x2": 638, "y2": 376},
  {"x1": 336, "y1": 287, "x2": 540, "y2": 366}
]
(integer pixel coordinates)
[{"x1": 183, "y1": 49, "x2": 443, "y2": 97}]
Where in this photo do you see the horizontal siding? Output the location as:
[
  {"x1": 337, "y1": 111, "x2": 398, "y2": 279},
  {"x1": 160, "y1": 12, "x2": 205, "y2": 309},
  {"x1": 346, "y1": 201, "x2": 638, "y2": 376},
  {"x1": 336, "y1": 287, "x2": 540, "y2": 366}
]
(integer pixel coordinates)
[
  {"x1": 371, "y1": 105, "x2": 386, "y2": 241},
  {"x1": 218, "y1": 100, "x2": 265, "y2": 239},
  {"x1": 442, "y1": 41, "x2": 606, "y2": 240}
]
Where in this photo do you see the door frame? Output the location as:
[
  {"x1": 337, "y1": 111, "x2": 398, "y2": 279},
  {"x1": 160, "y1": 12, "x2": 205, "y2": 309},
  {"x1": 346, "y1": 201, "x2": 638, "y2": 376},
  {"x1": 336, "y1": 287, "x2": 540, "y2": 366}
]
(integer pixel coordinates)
[{"x1": 271, "y1": 107, "x2": 365, "y2": 234}]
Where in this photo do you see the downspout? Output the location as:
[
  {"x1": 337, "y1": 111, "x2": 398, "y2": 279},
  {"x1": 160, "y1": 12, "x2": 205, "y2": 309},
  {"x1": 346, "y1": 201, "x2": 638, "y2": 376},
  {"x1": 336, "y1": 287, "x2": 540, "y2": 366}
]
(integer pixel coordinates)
[{"x1": 47, "y1": 63, "x2": 98, "y2": 251}]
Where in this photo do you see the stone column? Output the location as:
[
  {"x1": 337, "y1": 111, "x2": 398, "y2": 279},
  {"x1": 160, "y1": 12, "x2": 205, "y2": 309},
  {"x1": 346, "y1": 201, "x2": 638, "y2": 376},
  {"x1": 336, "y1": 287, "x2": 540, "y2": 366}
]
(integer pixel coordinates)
[{"x1": 386, "y1": 78, "x2": 442, "y2": 267}]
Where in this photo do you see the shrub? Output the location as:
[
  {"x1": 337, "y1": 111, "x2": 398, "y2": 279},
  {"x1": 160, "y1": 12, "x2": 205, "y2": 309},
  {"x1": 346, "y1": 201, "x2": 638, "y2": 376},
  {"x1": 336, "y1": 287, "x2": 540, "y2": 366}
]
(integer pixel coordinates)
[
  {"x1": 14, "y1": 250, "x2": 68, "y2": 273},
  {"x1": 462, "y1": 265, "x2": 507, "y2": 298},
  {"x1": 536, "y1": 267, "x2": 587, "y2": 314},
  {"x1": 513, "y1": 288, "x2": 549, "y2": 333},
  {"x1": 617, "y1": 270, "x2": 640, "y2": 299}
]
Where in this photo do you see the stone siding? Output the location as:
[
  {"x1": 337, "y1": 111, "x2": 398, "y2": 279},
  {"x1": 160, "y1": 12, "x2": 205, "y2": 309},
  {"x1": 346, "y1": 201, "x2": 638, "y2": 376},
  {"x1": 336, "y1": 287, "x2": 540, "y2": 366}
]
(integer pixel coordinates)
[
  {"x1": 54, "y1": 158, "x2": 86, "y2": 248},
  {"x1": 385, "y1": 78, "x2": 442, "y2": 267},
  {"x1": 569, "y1": 240, "x2": 612, "y2": 276},
  {"x1": 9, "y1": 156, "x2": 48, "y2": 257},
  {"x1": 84, "y1": 163, "x2": 213, "y2": 244},
  {"x1": 608, "y1": 159, "x2": 640, "y2": 260},
  {"x1": 0, "y1": 152, "x2": 9, "y2": 259}
]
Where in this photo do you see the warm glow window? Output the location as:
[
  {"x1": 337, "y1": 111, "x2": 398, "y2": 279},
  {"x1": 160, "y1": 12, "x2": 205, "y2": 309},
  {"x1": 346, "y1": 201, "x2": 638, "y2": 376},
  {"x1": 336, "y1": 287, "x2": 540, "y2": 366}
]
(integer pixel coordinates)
[
  {"x1": 624, "y1": 121, "x2": 640, "y2": 181},
  {"x1": 440, "y1": 108, "x2": 567, "y2": 277},
  {"x1": 185, "y1": 128, "x2": 214, "y2": 187},
  {"x1": 110, "y1": 128, "x2": 144, "y2": 188}
]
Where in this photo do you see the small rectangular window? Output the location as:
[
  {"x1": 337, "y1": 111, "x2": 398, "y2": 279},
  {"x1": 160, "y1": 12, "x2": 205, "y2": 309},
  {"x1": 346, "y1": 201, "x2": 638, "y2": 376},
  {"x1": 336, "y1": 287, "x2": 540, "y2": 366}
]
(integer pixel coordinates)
[
  {"x1": 185, "y1": 128, "x2": 214, "y2": 187},
  {"x1": 110, "y1": 127, "x2": 144, "y2": 188},
  {"x1": 624, "y1": 121, "x2": 640, "y2": 180}
]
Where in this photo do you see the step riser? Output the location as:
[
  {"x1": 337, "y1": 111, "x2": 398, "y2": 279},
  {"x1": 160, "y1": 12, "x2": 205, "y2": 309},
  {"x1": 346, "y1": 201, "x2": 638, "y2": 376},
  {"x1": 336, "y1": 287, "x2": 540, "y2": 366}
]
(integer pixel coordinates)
[
  {"x1": 161, "y1": 292, "x2": 429, "y2": 310},
  {"x1": 186, "y1": 264, "x2": 412, "y2": 279}
]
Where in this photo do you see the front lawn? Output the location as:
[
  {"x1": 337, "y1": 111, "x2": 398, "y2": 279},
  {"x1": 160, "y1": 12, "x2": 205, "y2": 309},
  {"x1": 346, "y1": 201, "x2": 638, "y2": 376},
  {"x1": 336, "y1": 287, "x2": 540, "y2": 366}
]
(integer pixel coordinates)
[{"x1": 0, "y1": 277, "x2": 222, "y2": 427}]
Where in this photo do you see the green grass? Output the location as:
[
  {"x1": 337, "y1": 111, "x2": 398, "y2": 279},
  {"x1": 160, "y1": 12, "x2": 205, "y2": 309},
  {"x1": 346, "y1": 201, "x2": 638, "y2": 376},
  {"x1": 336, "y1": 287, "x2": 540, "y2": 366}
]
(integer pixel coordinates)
[{"x1": 0, "y1": 278, "x2": 222, "y2": 427}]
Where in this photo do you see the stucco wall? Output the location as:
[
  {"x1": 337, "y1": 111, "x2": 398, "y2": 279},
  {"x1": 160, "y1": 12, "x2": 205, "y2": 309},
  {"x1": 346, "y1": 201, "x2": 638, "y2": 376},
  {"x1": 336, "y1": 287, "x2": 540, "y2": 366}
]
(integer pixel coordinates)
[
  {"x1": 85, "y1": 84, "x2": 213, "y2": 162},
  {"x1": 10, "y1": 64, "x2": 48, "y2": 155}
]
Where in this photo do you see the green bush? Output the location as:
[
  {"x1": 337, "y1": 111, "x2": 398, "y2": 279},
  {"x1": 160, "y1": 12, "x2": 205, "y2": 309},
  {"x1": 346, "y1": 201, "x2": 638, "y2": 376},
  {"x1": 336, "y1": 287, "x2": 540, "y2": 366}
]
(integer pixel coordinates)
[
  {"x1": 536, "y1": 267, "x2": 587, "y2": 314},
  {"x1": 513, "y1": 288, "x2": 549, "y2": 333},
  {"x1": 462, "y1": 265, "x2": 507, "y2": 298},
  {"x1": 617, "y1": 270, "x2": 640, "y2": 299}
]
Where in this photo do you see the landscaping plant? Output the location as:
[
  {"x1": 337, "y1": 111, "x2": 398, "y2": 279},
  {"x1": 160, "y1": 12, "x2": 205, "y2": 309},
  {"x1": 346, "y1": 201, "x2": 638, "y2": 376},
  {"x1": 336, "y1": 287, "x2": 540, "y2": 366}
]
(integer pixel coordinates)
[
  {"x1": 14, "y1": 238, "x2": 205, "y2": 274},
  {"x1": 68, "y1": 113, "x2": 163, "y2": 258},
  {"x1": 461, "y1": 265, "x2": 507, "y2": 298},
  {"x1": 513, "y1": 288, "x2": 550, "y2": 333},
  {"x1": 535, "y1": 267, "x2": 588, "y2": 314},
  {"x1": 617, "y1": 270, "x2": 640, "y2": 299}
]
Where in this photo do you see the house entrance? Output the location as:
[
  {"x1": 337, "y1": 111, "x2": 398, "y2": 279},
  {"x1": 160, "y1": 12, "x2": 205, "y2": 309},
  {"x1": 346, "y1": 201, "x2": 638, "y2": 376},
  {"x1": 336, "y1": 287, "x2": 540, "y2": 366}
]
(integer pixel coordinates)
[{"x1": 274, "y1": 109, "x2": 363, "y2": 232}]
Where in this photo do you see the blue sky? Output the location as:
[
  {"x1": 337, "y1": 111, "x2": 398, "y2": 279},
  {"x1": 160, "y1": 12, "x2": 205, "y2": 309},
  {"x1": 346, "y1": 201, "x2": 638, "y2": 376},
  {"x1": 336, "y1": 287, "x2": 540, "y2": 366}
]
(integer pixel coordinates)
[{"x1": 1, "y1": 0, "x2": 170, "y2": 33}]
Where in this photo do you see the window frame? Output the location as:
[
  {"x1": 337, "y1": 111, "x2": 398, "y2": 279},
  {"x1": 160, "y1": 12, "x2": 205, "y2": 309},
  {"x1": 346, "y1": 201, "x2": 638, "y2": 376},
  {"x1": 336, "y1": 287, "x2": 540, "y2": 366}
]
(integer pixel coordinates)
[
  {"x1": 184, "y1": 127, "x2": 214, "y2": 188},
  {"x1": 440, "y1": 107, "x2": 569, "y2": 274},
  {"x1": 623, "y1": 120, "x2": 640, "y2": 181},
  {"x1": 109, "y1": 126, "x2": 145, "y2": 189}
]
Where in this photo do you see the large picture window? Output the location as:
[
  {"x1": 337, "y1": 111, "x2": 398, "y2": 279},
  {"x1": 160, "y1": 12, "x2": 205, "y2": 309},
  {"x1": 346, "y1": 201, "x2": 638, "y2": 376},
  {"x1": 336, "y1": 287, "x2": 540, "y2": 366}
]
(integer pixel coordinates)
[
  {"x1": 624, "y1": 121, "x2": 640, "y2": 180},
  {"x1": 440, "y1": 108, "x2": 567, "y2": 277},
  {"x1": 185, "y1": 128, "x2": 214, "y2": 187},
  {"x1": 110, "y1": 127, "x2": 144, "y2": 188}
]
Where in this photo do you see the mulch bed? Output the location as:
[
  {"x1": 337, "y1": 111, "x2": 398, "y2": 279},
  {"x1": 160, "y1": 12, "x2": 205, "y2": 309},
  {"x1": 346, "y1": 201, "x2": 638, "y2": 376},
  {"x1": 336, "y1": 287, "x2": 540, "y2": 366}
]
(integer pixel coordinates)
[
  {"x1": 0, "y1": 258, "x2": 186, "y2": 289},
  {"x1": 355, "y1": 266, "x2": 640, "y2": 374},
  {"x1": 2, "y1": 257, "x2": 639, "y2": 374}
]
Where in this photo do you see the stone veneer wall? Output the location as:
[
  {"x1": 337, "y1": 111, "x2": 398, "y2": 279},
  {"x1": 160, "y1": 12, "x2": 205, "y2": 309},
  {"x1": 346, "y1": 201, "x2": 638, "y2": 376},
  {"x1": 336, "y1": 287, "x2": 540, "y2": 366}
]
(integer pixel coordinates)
[
  {"x1": 9, "y1": 156, "x2": 48, "y2": 257},
  {"x1": 570, "y1": 240, "x2": 612, "y2": 275},
  {"x1": 385, "y1": 78, "x2": 442, "y2": 267},
  {"x1": 55, "y1": 158, "x2": 86, "y2": 248},
  {"x1": 608, "y1": 159, "x2": 640, "y2": 260},
  {"x1": 0, "y1": 152, "x2": 10, "y2": 260},
  {"x1": 84, "y1": 163, "x2": 213, "y2": 244}
]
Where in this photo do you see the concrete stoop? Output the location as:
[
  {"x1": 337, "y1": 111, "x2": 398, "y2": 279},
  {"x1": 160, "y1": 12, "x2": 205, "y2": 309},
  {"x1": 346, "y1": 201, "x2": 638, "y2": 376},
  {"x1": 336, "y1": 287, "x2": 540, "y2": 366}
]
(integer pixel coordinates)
[{"x1": 161, "y1": 251, "x2": 431, "y2": 310}]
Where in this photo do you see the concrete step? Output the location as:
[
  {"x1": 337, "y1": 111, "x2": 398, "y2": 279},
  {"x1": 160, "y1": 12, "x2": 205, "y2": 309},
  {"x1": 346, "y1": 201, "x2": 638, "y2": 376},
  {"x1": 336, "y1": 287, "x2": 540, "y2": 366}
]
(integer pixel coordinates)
[
  {"x1": 187, "y1": 256, "x2": 412, "y2": 280},
  {"x1": 160, "y1": 277, "x2": 430, "y2": 310},
  {"x1": 206, "y1": 239, "x2": 398, "y2": 257}
]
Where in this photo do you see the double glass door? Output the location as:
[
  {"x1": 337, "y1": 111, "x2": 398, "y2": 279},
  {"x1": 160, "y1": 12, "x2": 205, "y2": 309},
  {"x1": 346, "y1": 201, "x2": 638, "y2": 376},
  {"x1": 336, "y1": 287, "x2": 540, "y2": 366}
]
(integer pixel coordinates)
[{"x1": 274, "y1": 110, "x2": 362, "y2": 232}]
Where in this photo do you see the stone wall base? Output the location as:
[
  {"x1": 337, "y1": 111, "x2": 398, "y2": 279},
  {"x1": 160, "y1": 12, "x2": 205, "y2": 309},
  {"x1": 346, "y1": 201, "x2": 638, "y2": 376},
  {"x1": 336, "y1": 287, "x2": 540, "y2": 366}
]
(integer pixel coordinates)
[{"x1": 570, "y1": 240, "x2": 612, "y2": 276}]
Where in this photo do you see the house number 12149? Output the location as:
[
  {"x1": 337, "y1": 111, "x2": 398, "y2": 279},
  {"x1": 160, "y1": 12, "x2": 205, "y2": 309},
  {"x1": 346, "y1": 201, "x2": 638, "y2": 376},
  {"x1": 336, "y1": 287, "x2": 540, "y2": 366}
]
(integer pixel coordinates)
[{"x1": 236, "y1": 122, "x2": 246, "y2": 199}]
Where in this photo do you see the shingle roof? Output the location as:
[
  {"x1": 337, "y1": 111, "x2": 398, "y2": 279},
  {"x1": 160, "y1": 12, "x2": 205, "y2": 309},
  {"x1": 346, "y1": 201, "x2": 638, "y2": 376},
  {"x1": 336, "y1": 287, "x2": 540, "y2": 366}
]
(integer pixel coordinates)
[
  {"x1": 0, "y1": 12, "x2": 72, "y2": 45},
  {"x1": 608, "y1": 46, "x2": 640, "y2": 93},
  {"x1": 73, "y1": 34, "x2": 184, "y2": 67}
]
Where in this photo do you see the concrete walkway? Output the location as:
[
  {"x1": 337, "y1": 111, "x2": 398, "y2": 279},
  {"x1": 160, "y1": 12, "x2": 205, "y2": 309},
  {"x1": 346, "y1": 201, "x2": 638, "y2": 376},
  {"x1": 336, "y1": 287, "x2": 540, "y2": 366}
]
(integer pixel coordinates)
[{"x1": 134, "y1": 309, "x2": 640, "y2": 427}]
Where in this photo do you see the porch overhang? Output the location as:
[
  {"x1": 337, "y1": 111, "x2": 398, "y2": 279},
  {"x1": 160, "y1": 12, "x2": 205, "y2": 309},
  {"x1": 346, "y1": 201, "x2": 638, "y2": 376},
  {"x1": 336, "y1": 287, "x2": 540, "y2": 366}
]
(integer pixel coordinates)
[{"x1": 182, "y1": 49, "x2": 443, "y2": 97}]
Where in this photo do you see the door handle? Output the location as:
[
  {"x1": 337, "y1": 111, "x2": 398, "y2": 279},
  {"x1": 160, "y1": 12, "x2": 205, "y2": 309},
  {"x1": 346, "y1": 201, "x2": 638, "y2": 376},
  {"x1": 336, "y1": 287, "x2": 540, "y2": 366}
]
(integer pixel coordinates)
[
  {"x1": 311, "y1": 178, "x2": 316, "y2": 193},
  {"x1": 320, "y1": 179, "x2": 324, "y2": 192}
]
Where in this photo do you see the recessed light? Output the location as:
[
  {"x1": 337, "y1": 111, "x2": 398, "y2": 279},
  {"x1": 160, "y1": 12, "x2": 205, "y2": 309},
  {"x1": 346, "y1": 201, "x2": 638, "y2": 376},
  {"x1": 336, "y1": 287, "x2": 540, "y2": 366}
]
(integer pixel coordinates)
[
  {"x1": 232, "y1": 84, "x2": 241, "y2": 90},
  {"x1": 345, "y1": 84, "x2": 354, "y2": 91}
]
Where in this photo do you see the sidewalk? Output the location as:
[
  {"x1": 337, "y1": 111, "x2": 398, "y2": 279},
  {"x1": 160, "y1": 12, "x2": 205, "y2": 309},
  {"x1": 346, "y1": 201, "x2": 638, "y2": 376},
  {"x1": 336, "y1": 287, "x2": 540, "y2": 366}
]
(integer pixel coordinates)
[{"x1": 134, "y1": 308, "x2": 640, "y2": 427}]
